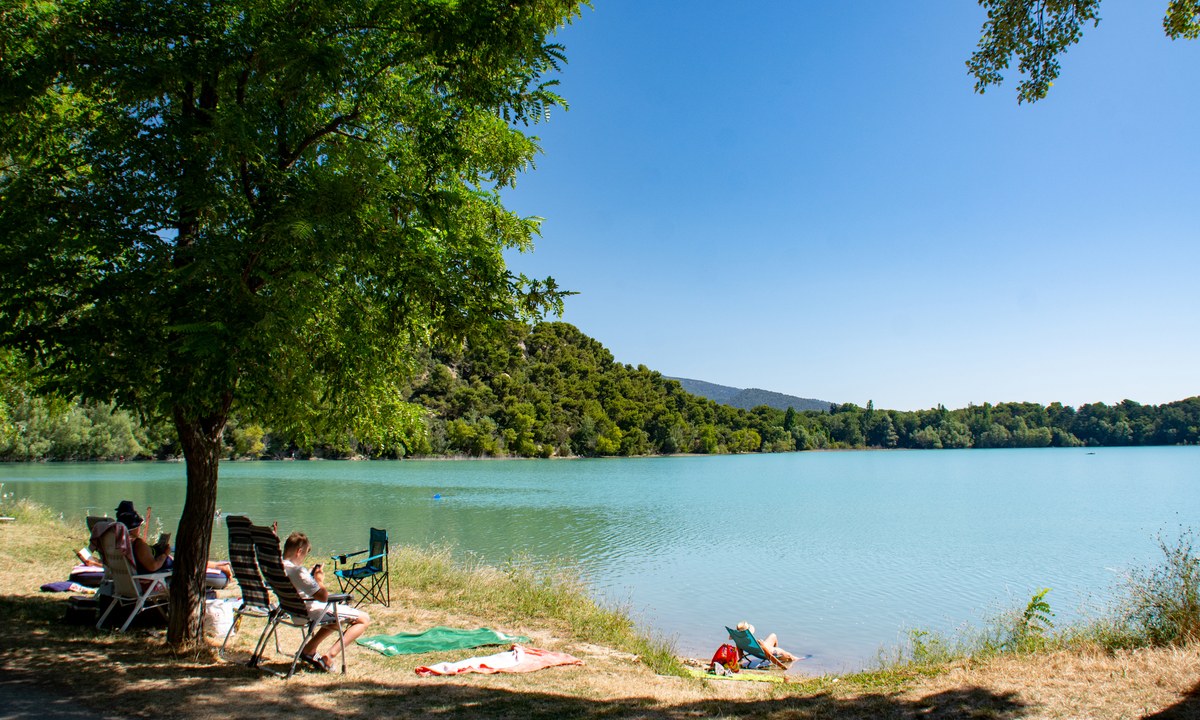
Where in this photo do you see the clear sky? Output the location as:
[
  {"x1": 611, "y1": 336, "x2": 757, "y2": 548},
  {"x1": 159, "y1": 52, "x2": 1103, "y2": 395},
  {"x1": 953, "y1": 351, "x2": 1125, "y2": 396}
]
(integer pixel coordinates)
[{"x1": 503, "y1": 2, "x2": 1199, "y2": 412}]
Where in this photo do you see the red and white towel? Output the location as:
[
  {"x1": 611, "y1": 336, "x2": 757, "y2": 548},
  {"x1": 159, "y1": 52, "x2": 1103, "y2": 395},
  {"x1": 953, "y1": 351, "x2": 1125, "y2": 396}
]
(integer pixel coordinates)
[{"x1": 415, "y1": 644, "x2": 582, "y2": 677}]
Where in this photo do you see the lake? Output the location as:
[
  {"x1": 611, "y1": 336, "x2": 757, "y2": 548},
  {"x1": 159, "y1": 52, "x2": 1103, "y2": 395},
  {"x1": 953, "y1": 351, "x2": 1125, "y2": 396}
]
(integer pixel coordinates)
[{"x1": 2, "y1": 446, "x2": 1196, "y2": 674}]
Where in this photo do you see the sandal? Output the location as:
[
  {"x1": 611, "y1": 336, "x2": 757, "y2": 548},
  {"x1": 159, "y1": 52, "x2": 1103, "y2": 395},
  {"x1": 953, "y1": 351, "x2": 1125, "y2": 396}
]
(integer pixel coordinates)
[{"x1": 300, "y1": 653, "x2": 331, "y2": 673}]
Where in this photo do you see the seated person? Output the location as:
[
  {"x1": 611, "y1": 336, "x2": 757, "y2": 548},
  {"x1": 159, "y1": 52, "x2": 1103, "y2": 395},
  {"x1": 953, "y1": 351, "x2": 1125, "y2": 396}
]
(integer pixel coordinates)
[
  {"x1": 282, "y1": 531, "x2": 371, "y2": 673},
  {"x1": 114, "y1": 501, "x2": 233, "y2": 579},
  {"x1": 736, "y1": 621, "x2": 798, "y2": 666}
]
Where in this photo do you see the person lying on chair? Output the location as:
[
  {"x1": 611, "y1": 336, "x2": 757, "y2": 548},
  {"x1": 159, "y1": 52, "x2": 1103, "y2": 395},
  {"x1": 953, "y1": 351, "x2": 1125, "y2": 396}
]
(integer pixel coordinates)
[
  {"x1": 282, "y1": 531, "x2": 372, "y2": 673},
  {"x1": 736, "y1": 621, "x2": 798, "y2": 666}
]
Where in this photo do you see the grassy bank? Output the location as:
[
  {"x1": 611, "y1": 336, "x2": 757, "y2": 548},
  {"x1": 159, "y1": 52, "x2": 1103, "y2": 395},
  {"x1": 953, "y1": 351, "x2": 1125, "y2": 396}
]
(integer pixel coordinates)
[{"x1": 1, "y1": 499, "x2": 1198, "y2": 719}]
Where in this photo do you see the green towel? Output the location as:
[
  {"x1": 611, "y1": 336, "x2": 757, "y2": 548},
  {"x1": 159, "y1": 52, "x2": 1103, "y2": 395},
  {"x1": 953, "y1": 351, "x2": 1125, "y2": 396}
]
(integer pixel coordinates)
[
  {"x1": 681, "y1": 667, "x2": 789, "y2": 684},
  {"x1": 357, "y1": 626, "x2": 531, "y2": 656}
]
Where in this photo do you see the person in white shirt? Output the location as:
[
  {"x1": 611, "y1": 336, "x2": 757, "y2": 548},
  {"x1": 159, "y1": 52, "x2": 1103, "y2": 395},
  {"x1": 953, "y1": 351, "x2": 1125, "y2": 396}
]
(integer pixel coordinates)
[{"x1": 282, "y1": 531, "x2": 371, "y2": 672}]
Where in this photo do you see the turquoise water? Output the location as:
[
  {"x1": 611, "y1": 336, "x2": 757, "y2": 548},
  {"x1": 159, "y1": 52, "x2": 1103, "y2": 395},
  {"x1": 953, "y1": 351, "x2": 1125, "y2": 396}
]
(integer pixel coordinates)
[{"x1": 2, "y1": 446, "x2": 1196, "y2": 673}]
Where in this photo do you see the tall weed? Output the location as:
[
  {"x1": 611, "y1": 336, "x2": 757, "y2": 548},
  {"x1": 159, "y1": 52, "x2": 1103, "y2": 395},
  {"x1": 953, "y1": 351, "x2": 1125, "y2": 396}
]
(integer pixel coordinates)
[{"x1": 1119, "y1": 528, "x2": 1200, "y2": 646}]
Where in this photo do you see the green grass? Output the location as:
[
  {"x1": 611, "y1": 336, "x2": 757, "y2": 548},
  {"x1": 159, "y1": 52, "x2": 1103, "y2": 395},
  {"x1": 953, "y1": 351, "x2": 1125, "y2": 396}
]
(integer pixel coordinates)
[{"x1": 346, "y1": 544, "x2": 682, "y2": 674}]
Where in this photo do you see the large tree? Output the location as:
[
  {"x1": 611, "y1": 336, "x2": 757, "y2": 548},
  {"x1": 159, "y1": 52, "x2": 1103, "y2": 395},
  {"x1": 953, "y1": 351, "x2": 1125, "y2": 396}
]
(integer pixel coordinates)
[
  {"x1": 0, "y1": 0, "x2": 581, "y2": 644},
  {"x1": 969, "y1": 0, "x2": 1199, "y2": 102}
]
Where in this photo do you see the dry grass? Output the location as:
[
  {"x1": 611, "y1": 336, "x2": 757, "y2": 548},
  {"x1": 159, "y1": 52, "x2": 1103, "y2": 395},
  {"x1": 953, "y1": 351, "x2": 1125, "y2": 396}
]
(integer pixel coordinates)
[{"x1": 1, "y1": 502, "x2": 1197, "y2": 720}]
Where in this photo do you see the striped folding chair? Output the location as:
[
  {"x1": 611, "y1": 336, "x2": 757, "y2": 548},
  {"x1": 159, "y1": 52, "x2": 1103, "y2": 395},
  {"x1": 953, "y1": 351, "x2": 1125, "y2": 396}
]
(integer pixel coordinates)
[
  {"x1": 250, "y1": 524, "x2": 354, "y2": 678},
  {"x1": 219, "y1": 516, "x2": 278, "y2": 663}
]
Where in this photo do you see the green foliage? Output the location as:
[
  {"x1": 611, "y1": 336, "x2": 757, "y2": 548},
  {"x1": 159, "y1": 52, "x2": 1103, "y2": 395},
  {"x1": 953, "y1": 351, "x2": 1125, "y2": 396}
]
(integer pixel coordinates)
[
  {"x1": 1165, "y1": 0, "x2": 1200, "y2": 39},
  {"x1": 969, "y1": 1, "x2": 1197, "y2": 102},
  {"x1": 968, "y1": 0, "x2": 1101, "y2": 103},
  {"x1": 1, "y1": 0, "x2": 585, "y2": 442},
  {"x1": 411, "y1": 322, "x2": 763, "y2": 457},
  {"x1": 1004, "y1": 587, "x2": 1055, "y2": 652},
  {"x1": 0, "y1": 0, "x2": 587, "y2": 643},
  {"x1": 3, "y1": 322, "x2": 1200, "y2": 459},
  {"x1": 1120, "y1": 528, "x2": 1200, "y2": 645}
]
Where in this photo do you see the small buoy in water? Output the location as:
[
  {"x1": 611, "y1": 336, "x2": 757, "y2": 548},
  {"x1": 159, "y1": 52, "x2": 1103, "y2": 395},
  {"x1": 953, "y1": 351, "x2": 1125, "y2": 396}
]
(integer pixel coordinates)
[{"x1": 433, "y1": 493, "x2": 442, "y2": 500}]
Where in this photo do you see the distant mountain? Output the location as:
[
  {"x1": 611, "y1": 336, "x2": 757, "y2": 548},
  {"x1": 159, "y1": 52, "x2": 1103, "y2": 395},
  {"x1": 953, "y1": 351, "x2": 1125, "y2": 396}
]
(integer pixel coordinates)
[{"x1": 667, "y1": 378, "x2": 832, "y2": 413}]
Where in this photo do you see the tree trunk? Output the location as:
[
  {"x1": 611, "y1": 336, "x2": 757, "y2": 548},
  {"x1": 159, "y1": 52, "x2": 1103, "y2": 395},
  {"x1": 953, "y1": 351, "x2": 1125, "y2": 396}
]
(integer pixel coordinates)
[{"x1": 167, "y1": 400, "x2": 230, "y2": 646}]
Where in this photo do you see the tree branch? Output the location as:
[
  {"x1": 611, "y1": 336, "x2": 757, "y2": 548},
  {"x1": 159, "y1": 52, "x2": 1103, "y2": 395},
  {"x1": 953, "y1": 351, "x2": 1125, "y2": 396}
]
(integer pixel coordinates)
[{"x1": 279, "y1": 110, "x2": 362, "y2": 169}]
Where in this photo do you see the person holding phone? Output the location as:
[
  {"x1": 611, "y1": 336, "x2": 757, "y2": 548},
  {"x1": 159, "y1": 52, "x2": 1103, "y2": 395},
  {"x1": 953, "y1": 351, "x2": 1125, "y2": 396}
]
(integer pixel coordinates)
[{"x1": 281, "y1": 531, "x2": 371, "y2": 673}]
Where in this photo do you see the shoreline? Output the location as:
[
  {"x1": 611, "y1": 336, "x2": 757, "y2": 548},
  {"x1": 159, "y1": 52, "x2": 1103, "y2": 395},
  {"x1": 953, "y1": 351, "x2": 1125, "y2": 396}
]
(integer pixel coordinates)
[{"x1": 1, "y1": 501, "x2": 1198, "y2": 719}]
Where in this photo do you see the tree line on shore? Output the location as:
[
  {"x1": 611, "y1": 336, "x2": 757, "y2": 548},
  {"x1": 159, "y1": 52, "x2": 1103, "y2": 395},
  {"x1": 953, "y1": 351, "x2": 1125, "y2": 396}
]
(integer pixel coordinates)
[{"x1": 2, "y1": 322, "x2": 1197, "y2": 461}]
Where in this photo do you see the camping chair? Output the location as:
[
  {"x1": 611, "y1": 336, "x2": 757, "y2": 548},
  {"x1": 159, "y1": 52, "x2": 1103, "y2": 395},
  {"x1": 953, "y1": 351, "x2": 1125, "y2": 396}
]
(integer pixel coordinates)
[
  {"x1": 250, "y1": 524, "x2": 355, "y2": 677},
  {"x1": 726, "y1": 625, "x2": 789, "y2": 670},
  {"x1": 220, "y1": 516, "x2": 279, "y2": 663},
  {"x1": 331, "y1": 527, "x2": 389, "y2": 607},
  {"x1": 90, "y1": 519, "x2": 171, "y2": 632}
]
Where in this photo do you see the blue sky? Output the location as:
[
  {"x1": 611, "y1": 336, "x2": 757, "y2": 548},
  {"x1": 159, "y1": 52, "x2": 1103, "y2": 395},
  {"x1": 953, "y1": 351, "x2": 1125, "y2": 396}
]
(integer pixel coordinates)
[{"x1": 503, "y1": 2, "x2": 1199, "y2": 412}]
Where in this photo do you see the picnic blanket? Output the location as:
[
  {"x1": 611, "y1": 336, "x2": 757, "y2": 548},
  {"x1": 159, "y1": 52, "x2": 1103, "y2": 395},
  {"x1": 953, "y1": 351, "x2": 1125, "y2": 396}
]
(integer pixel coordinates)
[
  {"x1": 358, "y1": 626, "x2": 531, "y2": 657},
  {"x1": 415, "y1": 644, "x2": 582, "y2": 677}
]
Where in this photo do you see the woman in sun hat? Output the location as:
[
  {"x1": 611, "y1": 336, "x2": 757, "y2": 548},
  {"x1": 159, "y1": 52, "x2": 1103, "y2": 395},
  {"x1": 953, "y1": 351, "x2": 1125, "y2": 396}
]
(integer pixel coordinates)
[
  {"x1": 115, "y1": 501, "x2": 172, "y2": 574},
  {"x1": 114, "y1": 500, "x2": 232, "y2": 579}
]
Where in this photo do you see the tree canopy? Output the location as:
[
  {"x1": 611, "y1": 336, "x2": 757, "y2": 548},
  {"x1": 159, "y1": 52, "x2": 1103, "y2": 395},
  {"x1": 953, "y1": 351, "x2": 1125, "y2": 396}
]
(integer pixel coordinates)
[
  {"x1": 0, "y1": 0, "x2": 583, "y2": 643},
  {"x1": 969, "y1": 0, "x2": 1199, "y2": 102}
]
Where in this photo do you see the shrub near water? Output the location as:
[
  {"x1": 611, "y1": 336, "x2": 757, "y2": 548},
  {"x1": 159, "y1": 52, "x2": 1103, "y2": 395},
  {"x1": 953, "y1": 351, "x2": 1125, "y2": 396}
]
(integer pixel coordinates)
[
  {"x1": 877, "y1": 528, "x2": 1200, "y2": 680},
  {"x1": 1120, "y1": 528, "x2": 1200, "y2": 646}
]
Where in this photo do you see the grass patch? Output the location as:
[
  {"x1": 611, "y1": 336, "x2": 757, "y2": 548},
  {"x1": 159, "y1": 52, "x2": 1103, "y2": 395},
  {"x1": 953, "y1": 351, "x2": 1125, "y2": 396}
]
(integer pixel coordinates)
[{"x1": 385, "y1": 545, "x2": 681, "y2": 674}]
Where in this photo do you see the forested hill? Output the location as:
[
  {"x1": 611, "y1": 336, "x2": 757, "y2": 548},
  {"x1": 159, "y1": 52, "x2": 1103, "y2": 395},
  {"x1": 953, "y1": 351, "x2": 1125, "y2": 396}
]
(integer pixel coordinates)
[
  {"x1": 3, "y1": 322, "x2": 1199, "y2": 459},
  {"x1": 669, "y1": 378, "x2": 831, "y2": 412},
  {"x1": 406, "y1": 322, "x2": 763, "y2": 457}
]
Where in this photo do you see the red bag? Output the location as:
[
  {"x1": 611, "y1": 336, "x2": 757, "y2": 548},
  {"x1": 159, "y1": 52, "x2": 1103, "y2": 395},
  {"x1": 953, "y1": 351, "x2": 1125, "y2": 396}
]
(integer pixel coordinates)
[{"x1": 710, "y1": 643, "x2": 740, "y2": 672}]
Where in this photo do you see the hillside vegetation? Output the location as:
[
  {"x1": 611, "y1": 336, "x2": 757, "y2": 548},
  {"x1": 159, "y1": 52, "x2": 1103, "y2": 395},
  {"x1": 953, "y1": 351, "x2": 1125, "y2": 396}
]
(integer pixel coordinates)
[{"x1": 2, "y1": 322, "x2": 1198, "y2": 460}]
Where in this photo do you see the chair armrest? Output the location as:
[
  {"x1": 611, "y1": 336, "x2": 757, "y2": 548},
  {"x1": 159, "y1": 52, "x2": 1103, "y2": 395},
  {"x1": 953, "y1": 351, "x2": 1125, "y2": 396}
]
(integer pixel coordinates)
[
  {"x1": 133, "y1": 571, "x2": 171, "y2": 591},
  {"x1": 332, "y1": 550, "x2": 367, "y2": 564},
  {"x1": 134, "y1": 570, "x2": 172, "y2": 581},
  {"x1": 760, "y1": 645, "x2": 789, "y2": 670},
  {"x1": 326, "y1": 593, "x2": 352, "y2": 604},
  {"x1": 344, "y1": 552, "x2": 386, "y2": 570}
]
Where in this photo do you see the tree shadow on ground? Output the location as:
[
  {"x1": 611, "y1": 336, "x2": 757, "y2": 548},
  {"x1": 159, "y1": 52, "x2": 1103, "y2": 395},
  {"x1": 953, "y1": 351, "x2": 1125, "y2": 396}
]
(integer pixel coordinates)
[
  {"x1": 0, "y1": 594, "x2": 1030, "y2": 720},
  {"x1": 1142, "y1": 680, "x2": 1200, "y2": 720}
]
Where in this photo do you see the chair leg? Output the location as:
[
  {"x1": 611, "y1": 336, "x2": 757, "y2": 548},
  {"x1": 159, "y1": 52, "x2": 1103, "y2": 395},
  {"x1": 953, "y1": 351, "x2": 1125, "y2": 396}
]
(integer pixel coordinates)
[
  {"x1": 219, "y1": 611, "x2": 240, "y2": 660},
  {"x1": 96, "y1": 597, "x2": 119, "y2": 630},
  {"x1": 335, "y1": 619, "x2": 346, "y2": 674},
  {"x1": 119, "y1": 595, "x2": 150, "y2": 632},
  {"x1": 286, "y1": 625, "x2": 316, "y2": 679}
]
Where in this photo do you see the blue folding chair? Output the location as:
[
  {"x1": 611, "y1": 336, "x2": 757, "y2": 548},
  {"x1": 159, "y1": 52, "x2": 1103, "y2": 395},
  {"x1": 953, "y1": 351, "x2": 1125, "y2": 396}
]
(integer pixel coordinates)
[
  {"x1": 331, "y1": 527, "x2": 389, "y2": 607},
  {"x1": 726, "y1": 625, "x2": 789, "y2": 669}
]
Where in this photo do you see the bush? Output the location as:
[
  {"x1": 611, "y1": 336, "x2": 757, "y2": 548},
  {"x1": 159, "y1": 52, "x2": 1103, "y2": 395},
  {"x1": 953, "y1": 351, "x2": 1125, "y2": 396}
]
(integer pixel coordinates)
[{"x1": 1120, "y1": 528, "x2": 1200, "y2": 646}]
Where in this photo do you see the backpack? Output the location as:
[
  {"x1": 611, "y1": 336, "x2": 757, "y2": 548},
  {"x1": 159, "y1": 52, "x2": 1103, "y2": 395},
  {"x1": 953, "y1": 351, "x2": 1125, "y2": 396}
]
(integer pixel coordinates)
[{"x1": 710, "y1": 643, "x2": 740, "y2": 673}]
